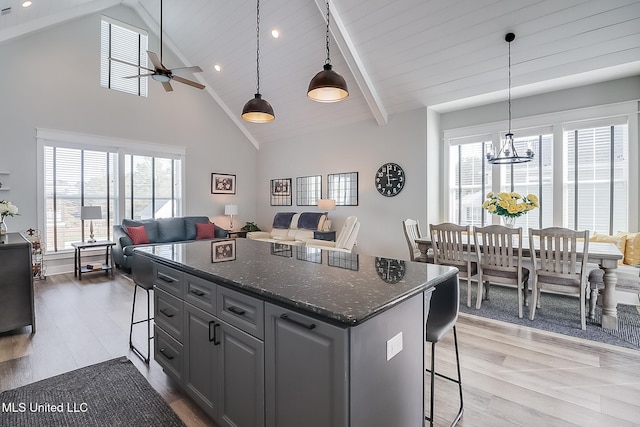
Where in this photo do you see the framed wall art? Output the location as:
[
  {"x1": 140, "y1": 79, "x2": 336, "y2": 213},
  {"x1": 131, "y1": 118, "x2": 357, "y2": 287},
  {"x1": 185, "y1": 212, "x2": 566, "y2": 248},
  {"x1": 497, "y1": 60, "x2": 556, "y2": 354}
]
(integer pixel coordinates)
[
  {"x1": 211, "y1": 173, "x2": 236, "y2": 194},
  {"x1": 296, "y1": 175, "x2": 322, "y2": 206},
  {"x1": 270, "y1": 178, "x2": 292, "y2": 206}
]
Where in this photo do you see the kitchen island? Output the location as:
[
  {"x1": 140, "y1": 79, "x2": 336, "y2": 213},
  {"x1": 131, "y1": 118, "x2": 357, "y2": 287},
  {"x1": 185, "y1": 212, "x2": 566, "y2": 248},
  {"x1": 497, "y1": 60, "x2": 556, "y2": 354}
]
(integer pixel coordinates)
[{"x1": 133, "y1": 238, "x2": 458, "y2": 427}]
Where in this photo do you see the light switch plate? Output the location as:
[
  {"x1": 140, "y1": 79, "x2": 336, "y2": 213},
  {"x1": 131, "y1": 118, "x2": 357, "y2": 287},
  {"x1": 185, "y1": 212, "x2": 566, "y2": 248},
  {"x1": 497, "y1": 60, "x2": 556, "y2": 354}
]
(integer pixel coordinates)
[{"x1": 386, "y1": 332, "x2": 403, "y2": 361}]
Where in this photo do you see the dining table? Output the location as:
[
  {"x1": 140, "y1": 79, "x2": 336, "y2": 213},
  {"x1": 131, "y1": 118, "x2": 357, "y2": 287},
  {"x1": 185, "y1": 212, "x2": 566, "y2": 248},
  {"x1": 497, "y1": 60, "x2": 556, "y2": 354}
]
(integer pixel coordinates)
[{"x1": 415, "y1": 237, "x2": 624, "y2": 330}]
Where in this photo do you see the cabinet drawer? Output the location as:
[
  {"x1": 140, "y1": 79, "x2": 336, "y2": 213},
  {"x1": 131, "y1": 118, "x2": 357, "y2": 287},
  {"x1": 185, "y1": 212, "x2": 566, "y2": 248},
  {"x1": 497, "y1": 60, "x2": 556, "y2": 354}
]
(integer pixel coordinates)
[
  {"x1": 185, "y1": 274, "x2": 217, "y2": 314},
  {"x1": 155, "y1": 288, "x2": 184, "y2": 342},
  {"x1": 217, "y1": 286, "x2": 264, "y2": 340},
  {"x1": 155, "y1": 325, "x2": 184, "y2": 384},
  {"x1": 154, "y1": 263, "x2": 184, "y2": 298}
]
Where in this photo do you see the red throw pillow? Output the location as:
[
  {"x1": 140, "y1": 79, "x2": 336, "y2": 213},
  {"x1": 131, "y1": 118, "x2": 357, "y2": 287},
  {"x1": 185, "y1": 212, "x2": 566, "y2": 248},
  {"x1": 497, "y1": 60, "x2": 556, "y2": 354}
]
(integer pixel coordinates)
[
  {"x1": 126, "y1": 225, "x2": 149, "y2": 245},
  {"x1": 196, "y1": 222, "x2": 216, "y2": 240}
]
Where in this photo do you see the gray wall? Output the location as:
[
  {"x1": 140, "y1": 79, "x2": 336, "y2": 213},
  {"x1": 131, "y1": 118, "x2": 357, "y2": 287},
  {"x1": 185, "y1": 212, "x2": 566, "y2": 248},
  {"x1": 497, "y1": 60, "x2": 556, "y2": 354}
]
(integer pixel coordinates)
[
  {"x1": 256, "y1": 109, "x2": 428, "y2": 259},
  {"x1": 0, "y1": 5, "x2": 257, "y2": 240}
]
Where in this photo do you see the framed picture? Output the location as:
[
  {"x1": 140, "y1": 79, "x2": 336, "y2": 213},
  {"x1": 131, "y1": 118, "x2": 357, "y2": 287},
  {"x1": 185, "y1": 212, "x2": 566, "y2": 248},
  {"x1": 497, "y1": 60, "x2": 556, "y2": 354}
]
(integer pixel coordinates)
[
  {"x1": 211, "y1": 239, "x2": 236, "y2": 262},
  {"x1": 211, "y1": 173, "x2": 236, "y2": 194},
  {"x1": 270, "y1": 178, "x2": 292, "y2": 206}
]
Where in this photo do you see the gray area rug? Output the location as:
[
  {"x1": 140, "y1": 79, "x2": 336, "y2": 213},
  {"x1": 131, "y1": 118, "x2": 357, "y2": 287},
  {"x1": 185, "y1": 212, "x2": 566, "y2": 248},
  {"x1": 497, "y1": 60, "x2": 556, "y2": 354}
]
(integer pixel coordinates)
[
  {"x1": 459, "y1": 281, "x2": 640, "y2": 350},
  {"x1": 0, "y1": 357, "x2": 185, "y2": 427}
]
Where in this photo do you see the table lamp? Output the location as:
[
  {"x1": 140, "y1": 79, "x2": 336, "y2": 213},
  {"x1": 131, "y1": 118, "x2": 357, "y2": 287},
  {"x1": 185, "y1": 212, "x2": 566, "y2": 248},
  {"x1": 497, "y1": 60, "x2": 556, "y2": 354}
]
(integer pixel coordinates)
[
  {"x1": 225, "y1": 204, "x2": 238, "y2": 230},
  {"x1": 317, "y1": 199, "x2": 336, "y2": 231},
  {"x1": 81, "y1": 206, "x2": 102, "y2": 243}
]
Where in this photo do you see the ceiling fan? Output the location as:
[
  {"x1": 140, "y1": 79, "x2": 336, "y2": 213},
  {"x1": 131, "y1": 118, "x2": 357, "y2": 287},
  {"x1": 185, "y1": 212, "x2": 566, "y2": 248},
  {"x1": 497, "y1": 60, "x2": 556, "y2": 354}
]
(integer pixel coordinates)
[{"x1": 110, "y1": 0, "x2": 204, "y2": 92}]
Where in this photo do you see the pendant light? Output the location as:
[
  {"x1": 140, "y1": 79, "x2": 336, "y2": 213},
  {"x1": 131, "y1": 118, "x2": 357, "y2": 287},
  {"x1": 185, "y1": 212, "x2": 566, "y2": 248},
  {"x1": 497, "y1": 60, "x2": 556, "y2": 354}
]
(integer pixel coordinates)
[
  {"x1": 307, "y1": 0, "x2": 348, "y2": 102},
  {"x1": 242, "y1": 0, "x2": 275, "y2": 123},
  {"x1": 486, "y1": 33, "x2": 534, "y2": 164}
]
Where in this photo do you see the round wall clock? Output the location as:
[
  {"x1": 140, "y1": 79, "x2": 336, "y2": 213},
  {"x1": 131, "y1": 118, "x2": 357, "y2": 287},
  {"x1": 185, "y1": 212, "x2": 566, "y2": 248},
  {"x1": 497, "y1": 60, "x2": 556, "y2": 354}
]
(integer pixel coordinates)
[
  {"x1": 375, "y1": 162, "x2": 405, "y2": 197},
  {"x1": 375, "y1": 257, "x2": 406, "y2": 284}
]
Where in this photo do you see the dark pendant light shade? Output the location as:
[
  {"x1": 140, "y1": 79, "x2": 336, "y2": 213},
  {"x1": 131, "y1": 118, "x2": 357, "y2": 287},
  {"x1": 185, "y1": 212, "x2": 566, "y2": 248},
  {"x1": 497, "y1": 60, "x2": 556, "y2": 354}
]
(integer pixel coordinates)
[
  {"x1": 242, "y1": 0, "x2": 275, "y2": 123},
  {"x1": 308, "y1": 64, "x2": 349, "y2": 102},
  {"x1": 307, "y1": 0, "x2": 348, "y2": 103},
  {"x1": 242, "y1": 93, "x2": 275, "y2": 123}
]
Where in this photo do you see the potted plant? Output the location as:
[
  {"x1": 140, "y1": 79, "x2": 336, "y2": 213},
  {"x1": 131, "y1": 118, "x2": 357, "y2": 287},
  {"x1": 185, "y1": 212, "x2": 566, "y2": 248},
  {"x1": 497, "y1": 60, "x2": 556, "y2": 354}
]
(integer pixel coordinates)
[{"x1": 240, "y1": 221, "x2": 261, "y2": 232}]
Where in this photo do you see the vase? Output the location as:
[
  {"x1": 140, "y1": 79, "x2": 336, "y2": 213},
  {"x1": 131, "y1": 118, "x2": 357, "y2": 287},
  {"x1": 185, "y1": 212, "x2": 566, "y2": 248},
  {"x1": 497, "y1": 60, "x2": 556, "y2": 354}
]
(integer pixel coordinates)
[
  {"x1": 0, "y1": 218, "x2": 6, "y2": 236},
  {"x1": 502, "y1": 216, "x2": 516, "y2": 228}
]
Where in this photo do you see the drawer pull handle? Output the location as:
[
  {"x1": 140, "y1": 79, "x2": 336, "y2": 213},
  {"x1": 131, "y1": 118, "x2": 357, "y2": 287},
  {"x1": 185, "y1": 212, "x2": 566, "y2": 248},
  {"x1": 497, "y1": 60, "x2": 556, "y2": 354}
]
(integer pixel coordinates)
[
  {"x1": 159, "y1": 348, "x2": 174, "y2": 360},
  {"x1": 228, "y1": 306, "x2": 246, "y2": 316},
  {"x1": 280, "y1": 314, "x2": 316, "y2": 330},
  {"x1": 190, "y1": 289, "x2": 205, "y2": 297},
  {"x1": 158, "y1": 273, "x2": 175, "y2": 283},
  {"x1": 159, "y1": 308, "x2": 174, "y2": 318},
  {"x1": 209, "y1": 321, "x2": 221, "y2": 345}
]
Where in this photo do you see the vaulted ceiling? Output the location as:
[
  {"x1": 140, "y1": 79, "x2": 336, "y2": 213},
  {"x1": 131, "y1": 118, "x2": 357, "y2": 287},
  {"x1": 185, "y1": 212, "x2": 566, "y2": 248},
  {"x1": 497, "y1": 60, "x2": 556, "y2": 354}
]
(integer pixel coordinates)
[{"x1": 2, "y1": 0, "x2": 639, "y2": 148}]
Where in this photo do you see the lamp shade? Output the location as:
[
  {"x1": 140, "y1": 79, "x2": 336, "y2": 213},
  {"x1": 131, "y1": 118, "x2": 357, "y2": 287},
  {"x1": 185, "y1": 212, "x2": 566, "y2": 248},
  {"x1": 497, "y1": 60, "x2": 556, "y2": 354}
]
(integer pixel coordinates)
[
  {"x1": 81, "y1": 206, "x2": 102, "y2": 220},
  {"x1": 307, "y1": 64, "x2": 349, "y2": 103},
  {"x1": 317, "y1": 199, "x2": 336, "y2": 211},
  {"x1": 224, "y1": 204, "x2": 239, "y2": 216},
  {"x1": 242, "y1": 93, "x2": 275, "y2": 123}
]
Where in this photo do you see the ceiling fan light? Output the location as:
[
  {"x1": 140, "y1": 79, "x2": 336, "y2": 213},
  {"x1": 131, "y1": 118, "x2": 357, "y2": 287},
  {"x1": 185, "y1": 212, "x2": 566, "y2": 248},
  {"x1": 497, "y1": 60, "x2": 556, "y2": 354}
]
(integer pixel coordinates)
[
  {"x1": 242, "y1": 93, "x2": 275, "y2": 123},
  {"x1": 307, "y1": 64, "x2": 349, "y2": 103},
  {"x1": 151, "y1": 74, "x2": 171, "y2": 83}
]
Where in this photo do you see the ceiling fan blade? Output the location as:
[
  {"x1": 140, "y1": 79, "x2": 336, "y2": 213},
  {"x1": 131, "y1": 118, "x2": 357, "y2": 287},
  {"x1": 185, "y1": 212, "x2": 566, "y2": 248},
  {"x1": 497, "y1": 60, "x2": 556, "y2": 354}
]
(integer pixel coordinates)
[
  {"x1": 170, "y1": 65, "x2": 203, "y2": 74},
  {"x1": 109, "y1": 57, "x2": 154, "y2": 72},
  {"x1": 147, "y1": 51, "x2": 168, "y2": 71},
  {"x1": 172, "y1": 75, "x2": 205, "y2": 90},
  {"x1": 162, "y1": 81, "x2": 173, "y2": 92},
  {"x1": 123, "y1": 73, "x2": 155, "y2": 79}
]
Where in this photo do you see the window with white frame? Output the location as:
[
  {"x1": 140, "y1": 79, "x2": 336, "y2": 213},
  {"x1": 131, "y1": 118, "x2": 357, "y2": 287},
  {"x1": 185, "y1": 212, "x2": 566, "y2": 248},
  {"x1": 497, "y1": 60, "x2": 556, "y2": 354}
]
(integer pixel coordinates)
[
  {"x1": 446, "y1": 108, "x2": 632, "y2": 234},
  {"x1": 100, "y1": 16, "x2": 148, "y2": 96},
  {"x1": 564, "y1": 122, "x2": 628, "y2": 234},
  {"x1": 39, "y1": 132, "x2": 183, "y2": 253}
]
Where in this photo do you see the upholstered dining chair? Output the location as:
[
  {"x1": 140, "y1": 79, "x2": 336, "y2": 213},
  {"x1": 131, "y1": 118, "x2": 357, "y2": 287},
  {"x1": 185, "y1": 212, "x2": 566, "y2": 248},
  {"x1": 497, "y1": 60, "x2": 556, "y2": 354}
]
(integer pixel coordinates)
[
  {"x1": 429, "y1": 223, "x2": 477, "y2": 307},
  {"x1": 528, "y1": 227, "x2": 590, "y2": 329},
  {"x1": 402, "y1": 218, "x2": 431, "y2": 262},
  {"x1": 473, "y1": 225, "x2": 529, "y2": 318}
]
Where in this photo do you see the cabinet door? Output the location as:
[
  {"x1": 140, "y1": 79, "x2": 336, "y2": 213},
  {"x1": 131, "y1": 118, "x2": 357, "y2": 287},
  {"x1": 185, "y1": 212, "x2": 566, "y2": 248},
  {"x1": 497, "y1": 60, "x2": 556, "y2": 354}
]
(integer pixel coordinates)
[
  {"x1": 265, "y1": 303, "x2": 348, "y2": 427},
  {"x1": 218, "y1": 323, "x2": 265, "y2": 427},
  {"x1": 184, "y1": 303, "x2": 219, "y2": 420}
]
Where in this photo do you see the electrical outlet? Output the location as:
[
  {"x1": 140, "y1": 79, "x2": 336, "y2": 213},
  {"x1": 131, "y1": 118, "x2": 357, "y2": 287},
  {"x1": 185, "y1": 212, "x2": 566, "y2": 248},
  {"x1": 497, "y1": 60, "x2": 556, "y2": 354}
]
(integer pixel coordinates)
[{"x1": 386, "y1": 332, "x2": 403, "y2": 361}]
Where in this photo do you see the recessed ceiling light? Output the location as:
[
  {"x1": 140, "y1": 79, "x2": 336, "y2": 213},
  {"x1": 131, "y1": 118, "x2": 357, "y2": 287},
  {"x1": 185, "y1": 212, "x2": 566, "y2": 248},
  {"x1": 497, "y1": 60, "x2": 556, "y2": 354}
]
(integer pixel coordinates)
[
  {"x1": 214, "y1": 64, "x2": 221, "y2": 72},
  {"x1": 22, "y1": 1, "x2": 32, "y2": 7},
  {"x1": 271, "y1": 29, "x2": 279, "y2": 39}
]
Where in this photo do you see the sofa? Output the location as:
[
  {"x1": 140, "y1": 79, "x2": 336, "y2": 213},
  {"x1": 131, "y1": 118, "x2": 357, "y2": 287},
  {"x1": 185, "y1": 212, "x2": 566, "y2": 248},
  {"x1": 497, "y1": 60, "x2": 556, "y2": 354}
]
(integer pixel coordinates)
[
  {"x1": 112, "y1": 216, "x2": 228, "y2": 271},
  {"x1": 247, "y1": 212, "x2": 326, "y2": 246}
]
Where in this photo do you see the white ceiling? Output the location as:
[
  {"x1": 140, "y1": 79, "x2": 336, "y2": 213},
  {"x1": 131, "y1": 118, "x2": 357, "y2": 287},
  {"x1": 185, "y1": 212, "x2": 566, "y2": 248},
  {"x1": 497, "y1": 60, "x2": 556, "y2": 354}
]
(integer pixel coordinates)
[{"x1": 1, "y1": 0, "x2": 640, "y2": 148}]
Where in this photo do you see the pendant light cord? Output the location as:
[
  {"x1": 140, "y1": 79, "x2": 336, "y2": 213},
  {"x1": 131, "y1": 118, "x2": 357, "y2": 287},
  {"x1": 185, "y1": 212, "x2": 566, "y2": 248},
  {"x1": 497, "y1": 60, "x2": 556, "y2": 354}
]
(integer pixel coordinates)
[
  {"x1": 324, "y1": 0, "x2": 331, "y2": 65},
  {"x1": 256, "y1": 0, "x2": 261, "y2": 94},
  {"x1": 160, "y1": 0, "x2": 163, "y2": 62},
  {"x1": 507, "y1": 37, "x2": 512, "y2": 135}
]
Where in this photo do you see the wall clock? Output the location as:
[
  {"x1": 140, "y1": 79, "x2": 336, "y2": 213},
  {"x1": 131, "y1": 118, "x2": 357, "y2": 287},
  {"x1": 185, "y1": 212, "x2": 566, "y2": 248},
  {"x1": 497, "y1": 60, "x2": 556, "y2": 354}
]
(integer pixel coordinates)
[
  {"x1": 375, "y1": 257, "x2": 406, "y2": 284},
  {"x1": 375, "y1": 162, "x2": 405, "y2": 197}
]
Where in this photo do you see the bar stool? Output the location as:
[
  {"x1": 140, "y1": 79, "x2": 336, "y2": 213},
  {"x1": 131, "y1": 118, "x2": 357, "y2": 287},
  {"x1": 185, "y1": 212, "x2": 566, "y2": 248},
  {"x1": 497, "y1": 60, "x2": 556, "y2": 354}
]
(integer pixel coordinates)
[
  {"x1": 425, "y1": 276, "x2": 464, "y2": 427},
  {"x1": 129, "y1": 254, "x2": 154, "y2": 364}
]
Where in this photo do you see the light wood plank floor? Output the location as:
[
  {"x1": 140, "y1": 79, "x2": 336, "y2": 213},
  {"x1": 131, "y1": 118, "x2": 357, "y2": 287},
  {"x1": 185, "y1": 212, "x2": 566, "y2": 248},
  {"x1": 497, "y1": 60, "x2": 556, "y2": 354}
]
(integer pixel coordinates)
[{"x1": 1, "y1": 272, "x2": 639, "y2": 426}]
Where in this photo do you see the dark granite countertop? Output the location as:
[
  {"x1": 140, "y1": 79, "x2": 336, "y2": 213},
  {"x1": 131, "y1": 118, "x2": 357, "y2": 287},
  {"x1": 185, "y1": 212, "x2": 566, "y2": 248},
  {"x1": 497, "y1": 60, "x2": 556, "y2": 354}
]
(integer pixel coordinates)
[{"x1": 134, "y1": 238, "x2": 457, "y2": 327}]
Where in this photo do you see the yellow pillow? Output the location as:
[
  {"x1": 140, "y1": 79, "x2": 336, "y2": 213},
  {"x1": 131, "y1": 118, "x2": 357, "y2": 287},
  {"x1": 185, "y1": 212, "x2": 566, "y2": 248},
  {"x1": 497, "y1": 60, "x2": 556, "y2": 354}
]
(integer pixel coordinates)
[
  {"x1": 617, "y1": 231, "x2": 640, "y2": 265},
  {"x1": 590, "y1": 232, "x2": 626, "y2": 265}
]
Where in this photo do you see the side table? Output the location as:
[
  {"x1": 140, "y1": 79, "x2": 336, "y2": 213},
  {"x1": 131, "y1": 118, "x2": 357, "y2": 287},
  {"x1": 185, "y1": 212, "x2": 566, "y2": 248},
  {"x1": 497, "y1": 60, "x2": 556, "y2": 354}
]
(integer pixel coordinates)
[
  {"x1": 313, "y1": 230, "x2": 336, "y2": 241},
  {"x1": 71, "y1": 240, "x2": 115, "y2": 280},
  {"x1": 226, "y1": 230, "x2": 248, "y2": 238}
]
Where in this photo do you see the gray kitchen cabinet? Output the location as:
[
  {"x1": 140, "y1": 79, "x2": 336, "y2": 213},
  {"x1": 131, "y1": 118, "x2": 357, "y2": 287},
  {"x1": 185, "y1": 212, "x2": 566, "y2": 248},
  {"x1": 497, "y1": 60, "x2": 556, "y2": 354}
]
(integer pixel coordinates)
[
  {"x1": 184, "y1": 301, "x2": 265, "y2": 427},
  {"x1": 265, "y1": 303, "x2": 348, "y2": 427},
  {"x1": 0, "y1": 233, "x2": 35, "y2": 333}
]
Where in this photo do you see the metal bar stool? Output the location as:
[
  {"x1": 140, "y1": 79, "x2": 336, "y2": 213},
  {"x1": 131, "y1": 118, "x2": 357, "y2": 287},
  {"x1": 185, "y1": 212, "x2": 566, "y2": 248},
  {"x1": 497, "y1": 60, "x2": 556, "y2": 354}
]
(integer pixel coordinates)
[
  {"x1": 129, "y1": 254, "x2": 154, "y2": 364},
  {"x1": 425, "y1": 275, "x2": 464, "y2": 427}
]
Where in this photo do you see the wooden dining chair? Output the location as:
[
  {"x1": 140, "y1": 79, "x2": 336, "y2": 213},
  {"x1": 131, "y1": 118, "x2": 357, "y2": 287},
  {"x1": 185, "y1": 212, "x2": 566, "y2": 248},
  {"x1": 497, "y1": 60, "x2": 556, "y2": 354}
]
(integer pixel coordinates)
[
  {"x1": 429, "y1": 222, "x2": 477, "y2": 307},
  {"x1": 402, "y1": 218, "x2": 430, "y2": 262},
  {"x1": 473, "y1": 225, "x2": 529, "y2": 318},
  {"x1": 528, "y1": 227, "x2": 590, "y2": 329}
]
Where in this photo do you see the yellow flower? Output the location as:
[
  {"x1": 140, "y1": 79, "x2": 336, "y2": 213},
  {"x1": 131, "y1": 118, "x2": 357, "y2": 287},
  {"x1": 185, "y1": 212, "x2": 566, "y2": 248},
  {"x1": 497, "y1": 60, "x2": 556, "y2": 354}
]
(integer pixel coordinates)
[
  {"x1": 497, "y1": 192, "x2": 510, "y2": 201},
  {"x1": 482, "y1": 201, "x2": 490, "y2": 209},
  {"x1": 510, "y1": 192, "x2": 522, "y2": 199},
  {"x1": 499, "y1": 200, "x2": 509, "y2": 209},
  {"x1": 488, "y1": 205, "x2": 496, "y2": 212},
  {"x1": 486, "y1": 192, "x2": 494, "y2": 198},
  {"x1": 507, "y1": 205, "x2": 518, "y2": 214},
  {"x1": 527, "y1": 194, "x2": 538, "y2": 204}
]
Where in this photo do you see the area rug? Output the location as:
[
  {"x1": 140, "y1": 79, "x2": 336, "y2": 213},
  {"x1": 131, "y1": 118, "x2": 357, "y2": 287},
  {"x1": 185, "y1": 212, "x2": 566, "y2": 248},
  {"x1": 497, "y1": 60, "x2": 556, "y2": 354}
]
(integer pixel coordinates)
[
  {"x1": 0, "y1": 357, "x2": 185, "y2": 427},
  {"x1": 458, "y1": 281, "x2": 640, "y2": 350}
]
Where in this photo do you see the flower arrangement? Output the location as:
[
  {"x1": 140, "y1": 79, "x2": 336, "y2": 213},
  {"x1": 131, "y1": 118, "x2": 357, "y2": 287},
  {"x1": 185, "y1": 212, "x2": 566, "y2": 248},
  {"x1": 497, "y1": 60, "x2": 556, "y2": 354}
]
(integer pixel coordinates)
[
  {"x1": 482, "y1": 192, "x2": 539, "y2": 218},
  {"x1": 0, "y1": 200, "x2": 19, "y2": 220}
]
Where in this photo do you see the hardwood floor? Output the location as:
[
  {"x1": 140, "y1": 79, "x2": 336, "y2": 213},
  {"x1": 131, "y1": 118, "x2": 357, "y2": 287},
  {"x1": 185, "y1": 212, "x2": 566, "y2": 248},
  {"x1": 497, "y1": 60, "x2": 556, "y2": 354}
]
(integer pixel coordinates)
[{"x1": 1, "y1": 272, "x2": 639, "y2": 426}]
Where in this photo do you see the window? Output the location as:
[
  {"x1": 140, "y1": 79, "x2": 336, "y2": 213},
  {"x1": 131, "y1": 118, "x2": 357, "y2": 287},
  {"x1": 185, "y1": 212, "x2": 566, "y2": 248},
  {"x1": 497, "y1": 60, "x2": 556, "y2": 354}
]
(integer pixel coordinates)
[
  {"x1": 565, "y1": 124, "x2": 628, "y2": 234},
  {"x1": 100, "y1": 16, "x2": 148, "y2": 96},
  {"x1": 450, "y1": 141, "x2": 491, "y2": 227},
  {"x1": 39, "y1": 130, "x2": 184, "y2": 253}
]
